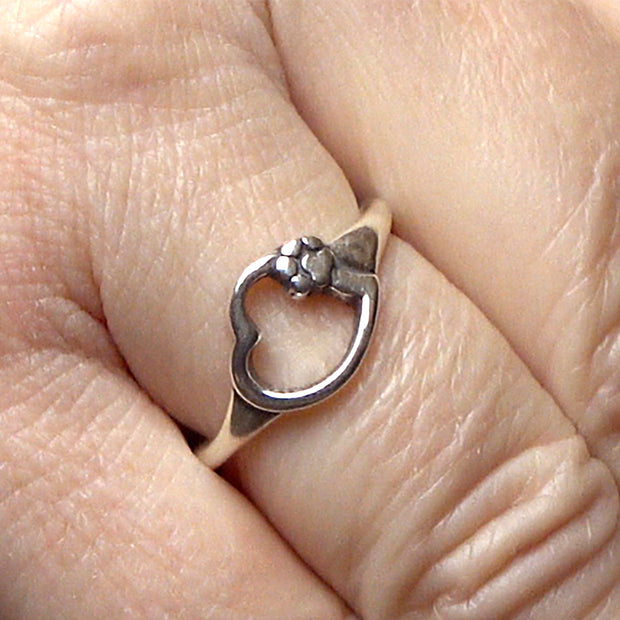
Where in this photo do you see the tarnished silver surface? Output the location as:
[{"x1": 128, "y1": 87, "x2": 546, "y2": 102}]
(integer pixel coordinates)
[
  {"x1": 230, "y1": 230, "x2": 378, "y2": 413},
  {"x1": 196, "y1": 199, "x2": 391, "y2": 468}
]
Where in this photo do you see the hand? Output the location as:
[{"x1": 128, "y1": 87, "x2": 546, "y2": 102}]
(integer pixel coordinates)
[{"x1": 1, "y1": 1, "x2": 618, "y2": 617}]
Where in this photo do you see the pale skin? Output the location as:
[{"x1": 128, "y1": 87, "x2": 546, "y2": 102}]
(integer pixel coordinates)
[{"x1": 0, "y1": 0, "x2": 619, "y2": 618}]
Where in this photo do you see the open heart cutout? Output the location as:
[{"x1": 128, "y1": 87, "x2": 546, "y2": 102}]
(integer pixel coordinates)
[{"x1": 230, "y1": 228, "x2": 380, "y2": 413}]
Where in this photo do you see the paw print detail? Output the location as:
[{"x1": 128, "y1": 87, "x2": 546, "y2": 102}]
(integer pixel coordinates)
[{"x1": 275, "y1": 236, "x2": 335, "y2": 298}]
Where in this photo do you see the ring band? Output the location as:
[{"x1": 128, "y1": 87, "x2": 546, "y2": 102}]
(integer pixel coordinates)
[{"x1": 196, "y1": 199, "x2": 391, "y2": 468}]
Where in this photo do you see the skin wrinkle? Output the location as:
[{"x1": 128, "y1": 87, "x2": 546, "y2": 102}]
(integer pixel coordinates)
[
  {"x1": 1, "y1": 3, "x2": 265, "y2": 104},
  {"x1": 48, "y1": 484, "x2": 177, "y2": 617},
  {"x1": 524, "y1": 509, "x2": 620, "y2": 618},
  {"x1": 424, "y1": 436, "x2": 540, "y2": 565},
  {"x1": 39, "y1": 368, "x2": 116, "y2": 448},
  {"x1": 382, "y1": 422, "x2": 592, "y2": 612},
  {"x1": 19, "y1": 452, "x2": 127, "y2": 568},
  {"x1": 588, "y1": 323, "x2": 620, "y2": 426},
  {"x1": 100, "y1": 85, "x2": 296, "y2": 230},
  {"x1": 17, "y1": 367, "x2": 142, "y2": 471},
  {"x1": 540, "y1": 188, "x2": 618, "y2": 420},
  {"x1": 519, "y1": 12, "x2": 619, "y2": 421},
  {"x1": 434, "y1": 452, "x2": 546, "y2": 554},
  {"x1": 0, "y1": 349, "x2": 60, "y2": 407},
  {"x1": 21, "y1": 297, "x2": 117, "y2": 364},
  {"x1": 541, "y1": 145, "x2": 617, "y2": 270},
  {"x1": 22, "y1": 16, "x2": 286, "y2": 316},
  {"x1": 0, "y1": 353, "x2": 89, "y2": 430},
  {"x1": 0, "y1": 170, "x2": 98, "y2": 337},
  {"x1": 431, "y1": 456, "x2": 611, "y2": 603},
  {"x1": 584, "y1": 578, "x2": 620, "y2": 620},
  {"x1": 1, "y1": 367, "x2": 125, "y2": 508},
  {"x1": 447, "y1": 505, "x2": 620, "y2": 619},
  {"x1": 354, "y1": 246, "x2": 576, "y2": 572}
]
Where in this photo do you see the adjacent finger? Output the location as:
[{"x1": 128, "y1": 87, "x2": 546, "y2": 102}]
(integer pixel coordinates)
[
  {"x1": 0, "y1": 327, "x2": 345, "y2": 617},
  {"x1": 269, "y1": 0, "x2": 620, "y2": 484}
]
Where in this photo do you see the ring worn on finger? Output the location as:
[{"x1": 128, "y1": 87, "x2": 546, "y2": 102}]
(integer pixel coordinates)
[{"x1": 195, "y1": 199, "x2": 391, "y2": 468}]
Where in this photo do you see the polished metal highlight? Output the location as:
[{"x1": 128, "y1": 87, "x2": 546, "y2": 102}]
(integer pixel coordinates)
[{"x1": 196, "y1": 199, "x2": 391, "y2": 468}]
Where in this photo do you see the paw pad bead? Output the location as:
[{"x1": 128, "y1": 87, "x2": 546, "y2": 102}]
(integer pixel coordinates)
[
  {"x1": 274, "y1": 255, "x2": 297, "y2": 278},
  {"x1": 300, "y1": 247, "x2": 333, "y2": 287},
  {"x1": 275, "y1": 236, "x2": 335, "y2": 297}
]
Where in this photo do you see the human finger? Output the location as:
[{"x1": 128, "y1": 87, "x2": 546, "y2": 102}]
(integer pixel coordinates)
[
  {"x1": 269, "y1": 0, "x2": 620, "y2": 486},
  {"x1": 226, "y1": 237, "x2": 620, "y2": 618},
  {"x1": 0, "y1": 1, "x2": 353, "y2": 616}
]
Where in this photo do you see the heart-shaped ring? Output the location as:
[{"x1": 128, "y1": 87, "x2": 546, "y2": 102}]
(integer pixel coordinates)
[{"x1": 196, "y1": 199, "x2": 391, "y2": 468}]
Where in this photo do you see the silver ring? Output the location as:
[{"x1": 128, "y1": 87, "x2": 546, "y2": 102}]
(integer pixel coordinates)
[{"x1": 196, "y1": 199, "x2": 391, "y2": 468}]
